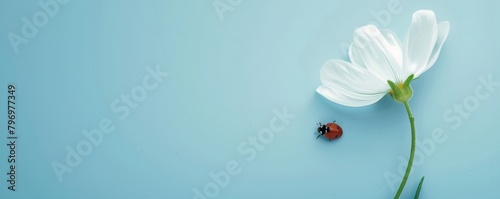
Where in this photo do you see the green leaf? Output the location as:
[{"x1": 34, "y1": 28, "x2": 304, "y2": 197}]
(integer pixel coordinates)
[
  {"x1": 414, "y1": 176, "x2": 425, "y2": 199},
  {"x1": 403, "y1": 74, "x2": 415, "y2": 88},
  {"x1": 387, "y1": 79, "x2": 399, "y2": 91}
]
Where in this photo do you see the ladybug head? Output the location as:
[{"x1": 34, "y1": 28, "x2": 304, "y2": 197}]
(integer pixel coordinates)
[
  {"x1": 316, "y1": 122, "x2": 327, "y2": 139},
  {"x1": 316, "y1": 122, "x2": 324, "y2": 133}
]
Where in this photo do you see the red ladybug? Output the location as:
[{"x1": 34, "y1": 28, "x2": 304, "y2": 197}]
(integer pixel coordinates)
[{"x1": 316, "y1": 121, "x2": 343, "y2": 141}]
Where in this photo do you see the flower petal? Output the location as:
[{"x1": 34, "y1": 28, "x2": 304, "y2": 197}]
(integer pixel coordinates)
[
  {"x1": 317, "y1": 85, "x2": 386, "y2": 107},
  {"x1": 381, "y1": 29, "x2": 409, "y2": 79},
  {"x1": 403, "y1": 10, "x2": 438, "y2": 78},
  {"x1": 348, "y1": 43, "x2": 365, "y2": 68},
  {"x1": 414, "y1": 21, "x2": 450, "y2": 77},
  {"x1": 350, "y1": 25, "x2": 404, "y2": 82},
  {"x1": 317, "y1": 59, "x2": 389, "y2": 107},
  {"x1": 379, "y1": 29, "x2": 403, "y2": 59}
]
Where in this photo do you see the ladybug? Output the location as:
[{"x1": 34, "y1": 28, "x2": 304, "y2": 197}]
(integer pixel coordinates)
[{"x1": 316, "y1": 121, "x2": 343, "y2": 141}]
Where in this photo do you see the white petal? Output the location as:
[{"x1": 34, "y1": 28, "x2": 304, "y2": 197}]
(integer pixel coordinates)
[
  {"x1": 350, "y1": 25, "x2": 404, "y2": 83},
  {"x1": 380, "y1": 29, "x2": 410, "y2": 80},
  {"x1": 403, "y1": 10, "x2": 438, "y2": 78},
  {"x1": 317, "y1": 85, "x2": 386, "y2": 107},
  {"x1": 414, "y1": 21, "x2": 450, "y2": 77},
  {"x1": 379, "y1": 29, "x2": 404, "y2": 60},
  {"x1": 317, "y1": 59, "x2": 389, "y2": 107},
  {"x1": 348, "y1": 43, "x2": 365, "y2": 68}
]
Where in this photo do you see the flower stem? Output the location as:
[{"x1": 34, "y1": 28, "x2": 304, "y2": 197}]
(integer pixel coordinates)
[{"x1": 394, "y1": 101, "x2": 416, "y2": 199}]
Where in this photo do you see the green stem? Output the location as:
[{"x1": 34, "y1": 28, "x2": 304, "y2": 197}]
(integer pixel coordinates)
[{"x1": 394, "y1": 101, "x2": 416, "y2": 199}]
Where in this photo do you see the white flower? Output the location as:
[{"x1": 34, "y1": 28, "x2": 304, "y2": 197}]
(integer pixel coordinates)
[{"x1": 317, "y1": 10, "x2": 450, "y2": 107}]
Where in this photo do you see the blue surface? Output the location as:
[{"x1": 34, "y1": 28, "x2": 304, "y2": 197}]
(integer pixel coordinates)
[{"x1": 1, "y1": 0, "x2": 499, "y2": 198}]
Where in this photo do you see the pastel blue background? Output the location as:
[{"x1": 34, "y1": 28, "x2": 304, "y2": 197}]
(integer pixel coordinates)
[{"x1": 1, "y1": 0, "x2": 499, "y2": 198}]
